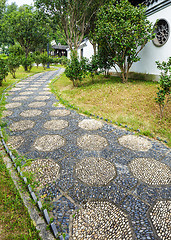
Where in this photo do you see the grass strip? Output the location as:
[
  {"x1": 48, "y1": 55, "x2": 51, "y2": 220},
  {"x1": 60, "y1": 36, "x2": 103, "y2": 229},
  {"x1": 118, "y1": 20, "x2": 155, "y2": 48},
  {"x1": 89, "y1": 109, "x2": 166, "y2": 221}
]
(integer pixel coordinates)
[{"x1": 0, "y1": 151, "x2": 41, "y2": 240}]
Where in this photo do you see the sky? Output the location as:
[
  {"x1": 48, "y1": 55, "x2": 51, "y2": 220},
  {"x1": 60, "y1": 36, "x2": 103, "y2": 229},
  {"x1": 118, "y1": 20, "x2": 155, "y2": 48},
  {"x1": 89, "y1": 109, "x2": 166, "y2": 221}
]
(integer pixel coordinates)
[{"x1": 7, "y1": 0, "x2": 34, "y2": 7}]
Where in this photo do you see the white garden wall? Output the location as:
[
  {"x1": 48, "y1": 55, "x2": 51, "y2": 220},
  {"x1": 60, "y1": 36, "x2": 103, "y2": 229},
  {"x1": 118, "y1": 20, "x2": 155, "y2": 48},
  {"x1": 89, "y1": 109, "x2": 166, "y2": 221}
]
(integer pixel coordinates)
[
  {"x1": 67, "y1": 0, "x2": 171, "y2": 78},
  {"x1": 130, "y1": 1, "x2": 171, "y2": 76}
]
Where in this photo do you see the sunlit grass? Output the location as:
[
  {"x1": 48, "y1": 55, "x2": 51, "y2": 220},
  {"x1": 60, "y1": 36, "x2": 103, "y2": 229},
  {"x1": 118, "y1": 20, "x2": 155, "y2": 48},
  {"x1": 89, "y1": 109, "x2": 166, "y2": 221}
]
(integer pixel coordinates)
[
  {"x1": 52, "y1": 73, "x2": 171, "y2": 147},
  {"x1": 0, "y1": 153, "x2": 41, "y2": 240}
]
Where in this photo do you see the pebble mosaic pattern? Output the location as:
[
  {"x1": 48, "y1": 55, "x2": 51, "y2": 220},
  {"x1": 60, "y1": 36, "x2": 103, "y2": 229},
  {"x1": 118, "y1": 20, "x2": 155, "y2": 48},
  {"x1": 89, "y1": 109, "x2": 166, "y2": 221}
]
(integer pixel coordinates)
[
  {"x1": 119, "y1": 135, "x2": 152, "y2": 151},
  {"x1": 7, "y1": 136, "x2": 24, "y2": 149},
  {"x1": 10, "y1": 120, "x2": 35, "y2": 131},
  {"x1": 49, "y1": 109, "x2": 71, "y2": 117},
  {"x1": 34, "y1": 134, "x2": 65, "y2": 151},
  {"x1": 3, "y1": 70, "x2": 171, "y2": 239},
  {"x1": 28, "y1": 101, "x2": 46, "y2": 108},
  {"x1": 129, "y1": 158, "x2": 171, "y2": 185},
  {"x1": 72, "y1": 201, "x2": 133, "y2": 240},
  {"x1": 34, "y1": 96, "x2": 50, "y2": 100},
  {"x1": 5, "y1": 102, "x2": 22, "y2": 109},
  {"x1": 11, "y1": 87, "x2": 22, "y2": 91},
  {"x1": 76, "y1": 157, "x2": 116, "y2": 186},
  {"x1": 12, "y1": 96, "x2": 28, "y2": 101},
  {"x1": 23, "y1": 159, "x2": 60, "y2": 188},
  {"x1": 150, "y1": 200, "x2": 171, "y2": 240},
  {"x1": 2, "y1": 110, "x2": 13, "y2": 117},
  {"x1": 78, "y1": 119, "x2": 103, "y2": 130},
  {"x1": 44, "y1": 120, "x2": 68, "y2": 130},
  {"x1": 20, "y1": 109, "x2": 42, "y2": 117},
  {"x1": 38, "y1": 91, "x2": 51, "y2": 95},
  {"x1": 77, "y1": 134, "x2": 108, "y2": 150},
  {"x1": 19, "y1": 91, "x2": 34, "y2": 95}
]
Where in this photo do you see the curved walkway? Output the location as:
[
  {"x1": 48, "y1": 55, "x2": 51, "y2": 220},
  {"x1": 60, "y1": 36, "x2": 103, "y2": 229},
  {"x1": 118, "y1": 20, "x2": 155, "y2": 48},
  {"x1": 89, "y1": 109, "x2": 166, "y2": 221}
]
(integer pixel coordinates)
[{"x1": 3, "y1": 70, "x2": 171, "y2": 240}]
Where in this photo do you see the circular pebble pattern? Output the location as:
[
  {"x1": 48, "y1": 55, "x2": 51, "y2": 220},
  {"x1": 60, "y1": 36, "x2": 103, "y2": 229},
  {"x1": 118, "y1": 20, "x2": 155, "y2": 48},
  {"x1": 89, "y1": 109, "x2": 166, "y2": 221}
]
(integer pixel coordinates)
[
  {"x1": 77, "y1": 134, "x2": 108, "y2": 150},
  {"x1": 76, "y1": 157, "x2": 116, "y2": 186},
  {"x1": 2, "y1": 110, "x2": 13, "y2": 117},
  {"x1": 34, "y1": 134, "x2": 65, "y2": 151},
  {"x1": 5, "y1": 102, "x2": 22, "y2": 109},
  {"x1": 39, "y1": 91, "x2": 51, "y2": 95},
  {"x1": 7, "y1": 136, "x2": 24, "y2": 149},
  {"x1": 44, "y1": 120, "x2": 68, "y2": 130},
  {"x1": 23, "y1": 159, "x2": 60, "y2": 188},
  {"x1": 10, "y1": 120, "x2": 35, "y2": 131},
  {"x1": 72, "y1": 201, "x2": 133, "y2": 240},
  {"x1": 34, "y1": 96, "x2": 50, "y2": 101},
  {"x1": 78, "y1": 119, "x2": 103, "y2": 131},
  {"x1": 11, "y1": 88, "x2": 22, "y2": 91},
  {"x1": 150, "y1": 200, "x2": 171, "y2": 240},
  {"x1": 26, "y1": 88, "x2": 38, "y2": 91},
  {"x1": 12, "y1": 96, "x2": 28, "y2": 101},
  {"x1": 19, "y1": 91, "x2": 34, "y2": 95},
  {"x1": 49, "y1": 109, "x2": 70, "y2": 117},
  {"x1": 118, "y1": 135, "x2": 152, "y2": 151},
  {"x1": 28, "y1": 102, "x2": 46, "y2": 108},
  {"x1": 20, "y1": 109, "x2": 42, "y2": 117},
  {"x1": 129, "y1": 158, "x2": 171, "y2": 185}
]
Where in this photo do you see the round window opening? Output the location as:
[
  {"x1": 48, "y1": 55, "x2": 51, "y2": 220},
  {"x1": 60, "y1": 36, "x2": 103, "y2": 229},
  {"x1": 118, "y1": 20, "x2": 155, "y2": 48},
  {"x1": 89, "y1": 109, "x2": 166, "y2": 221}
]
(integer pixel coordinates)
[{"x1": 153, "y1": 19, "x2": 169, "y2": 47}]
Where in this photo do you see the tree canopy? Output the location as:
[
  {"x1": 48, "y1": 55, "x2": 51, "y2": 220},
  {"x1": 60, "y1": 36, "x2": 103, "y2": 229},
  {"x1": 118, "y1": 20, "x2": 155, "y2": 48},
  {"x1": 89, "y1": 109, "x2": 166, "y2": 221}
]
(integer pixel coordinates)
[
  {"x1": 95, "y1": 0, "x2": 154, "y2": 82},
  {"x1": 35, "y1": 0, "x2": 108, "y2": 50},
  {"x1": 2, "y1": 5, "x2": 50, "y2": 57}
]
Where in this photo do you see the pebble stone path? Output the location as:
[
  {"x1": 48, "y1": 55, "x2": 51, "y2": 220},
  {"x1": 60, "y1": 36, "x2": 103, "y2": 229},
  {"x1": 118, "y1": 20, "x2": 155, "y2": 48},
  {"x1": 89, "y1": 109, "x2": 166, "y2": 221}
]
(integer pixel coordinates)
[{"x1": 3, "y1": 70, "x2": 171, "y2": 240}]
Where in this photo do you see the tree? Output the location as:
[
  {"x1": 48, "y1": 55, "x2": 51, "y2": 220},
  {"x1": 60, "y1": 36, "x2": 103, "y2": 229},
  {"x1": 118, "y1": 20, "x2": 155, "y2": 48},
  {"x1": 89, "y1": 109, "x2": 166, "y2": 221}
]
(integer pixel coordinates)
[
  {"x1": 0, "y1": 2, "x2": 18, "y2": 52},
  {"x1": 35, "y1": 0, "x2": 107, "y2": 51},
  {"x1": 3, "y1": 6, "x2": 50, "y2": 70},
  {"x1": 7, "y1": 44, "x2": 23, "y2": 78},
  {"x1": 95, "y1": 0, "x2": 154, "y2": 83}
]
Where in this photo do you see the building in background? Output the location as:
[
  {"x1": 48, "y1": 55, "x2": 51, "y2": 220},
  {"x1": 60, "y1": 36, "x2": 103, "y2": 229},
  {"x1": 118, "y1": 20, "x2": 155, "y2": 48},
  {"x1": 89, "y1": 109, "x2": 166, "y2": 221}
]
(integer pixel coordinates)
[
  {"x1": 67, "y1": 0, "x2": 171, "y2": 80},
  {"x1": 51, "y1": 43, "x2": 68, "y2": 57}
]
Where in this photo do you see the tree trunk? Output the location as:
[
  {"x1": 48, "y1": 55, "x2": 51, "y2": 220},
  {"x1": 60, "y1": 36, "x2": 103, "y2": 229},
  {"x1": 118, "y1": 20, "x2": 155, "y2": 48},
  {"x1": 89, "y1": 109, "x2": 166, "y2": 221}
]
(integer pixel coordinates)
[{"x1": 93, "y1": 42, "x2": 97, "y2": 55}]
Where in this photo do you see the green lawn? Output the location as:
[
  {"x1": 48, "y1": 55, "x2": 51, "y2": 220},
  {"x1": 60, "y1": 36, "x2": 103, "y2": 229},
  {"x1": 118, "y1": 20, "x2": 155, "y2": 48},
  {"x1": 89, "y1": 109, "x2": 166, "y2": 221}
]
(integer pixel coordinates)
[
  {"x1": 51, "y1": 73, "x2": 171, "y2": 147},
  {"x1": 0, "y1": 152, "x2": 41, "y2": 240}
]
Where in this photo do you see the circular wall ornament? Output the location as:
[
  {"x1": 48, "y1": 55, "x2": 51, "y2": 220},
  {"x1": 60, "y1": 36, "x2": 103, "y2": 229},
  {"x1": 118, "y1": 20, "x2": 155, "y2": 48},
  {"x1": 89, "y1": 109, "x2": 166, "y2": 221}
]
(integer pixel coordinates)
[{"x1": 153, "y1": 19, "x2": 169, "y2": 47}]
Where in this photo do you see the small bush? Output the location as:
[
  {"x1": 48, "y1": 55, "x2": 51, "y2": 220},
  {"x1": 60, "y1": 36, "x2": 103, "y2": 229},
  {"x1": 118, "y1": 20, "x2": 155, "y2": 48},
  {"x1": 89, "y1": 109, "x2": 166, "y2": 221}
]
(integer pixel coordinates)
[
  {"x1": 39, "y1": 52, "x2": 51, "y2": 70},
  {"x1": 156, "y1": 57, "x2": 171, "y2": 118},
  {"x1": 87, "y1": 55, "x2": 99, "y2": 81},
  {"x1": 65, "y1": 51, "x2": 87, "y2": 87},
  {"x1": 0, "y1": 54, "x2": 8, "y2": 85},
  {"x1": 59, "y1": 56, "x2": 70, "y2": 66},
  {"x1": 52, "y1": 57, "x2": 60, "y2": 65},
  {"x1": 7, "y1": 55, "x2": 21, "y2": 78},
  {"x1": 22, "y1": 55, "x2": 34, "y2": 72},
  {"x1": 33, "y1": 52, "x2": 41, "y2": 68}
]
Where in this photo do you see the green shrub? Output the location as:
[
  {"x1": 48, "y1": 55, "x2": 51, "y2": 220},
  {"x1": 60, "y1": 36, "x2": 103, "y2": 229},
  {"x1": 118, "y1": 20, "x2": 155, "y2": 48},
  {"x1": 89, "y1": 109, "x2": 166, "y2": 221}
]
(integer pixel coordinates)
[
  {"x1": 156, "y1": 57, "x2": 171, "y2": 118},
  {"x1": 59, "y1": 56, "x2": 69, "y2": 66},
  {"x1": 0, "y1": 54, "x2": 8, "y2": 86},
  {"x1": 52, "y1": 57, "x2": 60, "y2": 65},
  {"x1": 39, "y1": 52, "x2": 51, "y2": 70},
  {"x1": 87, "y1": 55, "x2": 99, "y2": 81},
  {"x1": 65, "y1": 51, "x2": 87, "y2": 87},
  {"x1": 7, "y1": 54, "x2": 21, "y2": 78},
  {"x1": 21, "y1": 54, "x2": 34, "y2": 72},
  {"x1": 32, "y1": 52, "x2": 41, "y2": 68}
]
